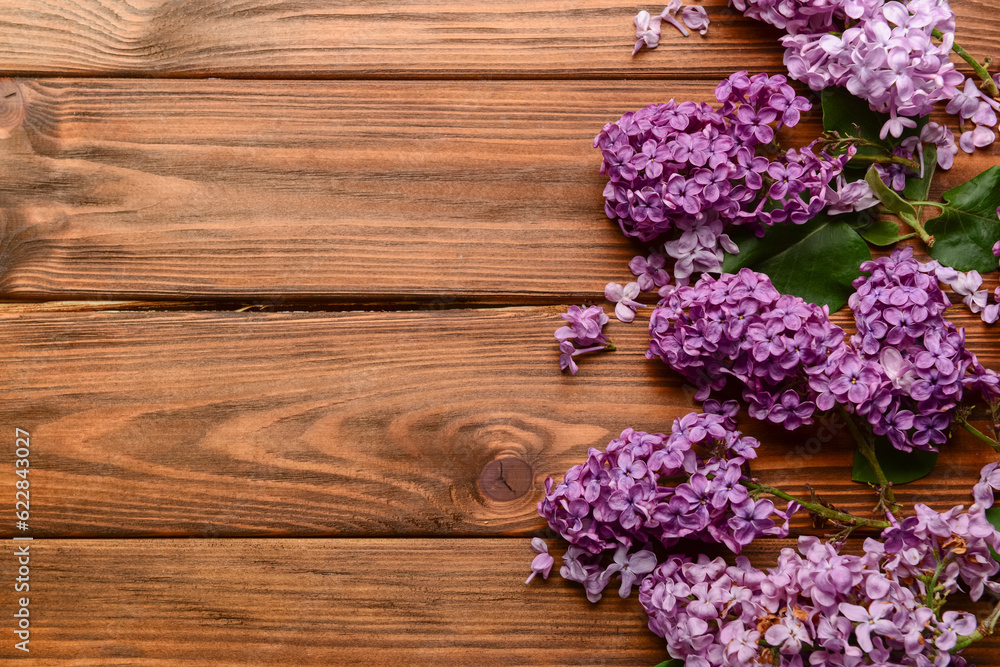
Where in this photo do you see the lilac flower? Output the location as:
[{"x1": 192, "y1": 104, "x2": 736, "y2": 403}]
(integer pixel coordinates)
[
  {"x1": 559, "y1": 340, "x2": 607, "y2": 375},
  {"x1": 727, "y1": 498, "x2": 777, "y2": 546},
  {"x1": 632, "y1": 10, "x2": 664, "y2": 55},
  {"x1": 631, "y1": 484, "x2": 1000, "y2": 666},
  {"x1": 605, "y1": 546, "x2": 657, "y2": 597},
  {"x1": 839, "y1": 602, "x2": 900, "y2": 652},
  {"x1": 659, "y1": 0, "x2": 692, "y2": 38},
  {"x1": 629, "y1": 252, "x2": 670, "y2": 291},
  {"x1": 935, "y1": 611, "x2": 977, "y2": 651},
  {"x1": 525, "y1": 537, "x2": 554, "y2": 584},
  {"x1": 605, "y1": 281, "x2": 644, "y2": 323},
  {"x1": 555, "y1": 305, "x2": 609, "y2": 347},
  {"x1": 681, "y1": 5, "x2": 710, "y2": 35},
  {"x1": 825, "y1": 175, "x2": 879, "y2": 214},
  {"x1": 594, "y1": 72, "x2": 850, "y2": 261},
  {"x1": 734, "y1": 0, "x2": 995, "y2": 167}
]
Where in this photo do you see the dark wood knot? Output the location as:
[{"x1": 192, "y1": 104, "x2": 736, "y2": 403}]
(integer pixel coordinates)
[
  {"x1": 478, "y1": 456, "x2": 533, "y2": 502},
  {"x1": 0, "y1": 79, "x2": 25, "y2": 138}
]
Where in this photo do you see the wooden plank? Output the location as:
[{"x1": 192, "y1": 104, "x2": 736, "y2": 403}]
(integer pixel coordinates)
[
  {"x1": 1, "y1": 78, "x2": 997, "y2": 303},
  {"x1": 1, "y1": 307, "x2": 997, "y2": 539},
  {"x1": 1, "y1": 537, "x2": 996, "y2": 663},
  {"x1": 0, "y1": 1, "x2": 996, "y2": 80},
  {"x1": 0, "y1": 0, "x2": 784, "y2": 79}
]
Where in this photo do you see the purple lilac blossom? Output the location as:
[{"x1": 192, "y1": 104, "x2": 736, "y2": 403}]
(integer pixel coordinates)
[
  {"x1": 629, "y1": 251, "x2": 671, "y2": 292},
  {"x1": 732, "y1": 0, "x2": 999, "y2": 168},
  {"x1": 633, "y1": 1, "x2": 711, "y2": 54},
  {"x1": 524, "y1": 537, "x2": 554, "y2": 584},
  {"x1": 633, "y1": 10, "x2": 664, "y2": 55},
  {"x1": 636, "y1": 467, "x2": 1000, "y2": 665},
  {"x1": 647, "y1": 268, "x2": 845, "y2": 429},
  {"x1": 595, "y1": 71, "x2": 851, "y2": 248},
  {"x1": 555, "y1": 305, "x2": 612, "y2": 374},
  {"x1": 850, "y1": 248, "x2": 1000, "y2": 449},
  {"x1": 606, "y1": 281, "x2": 644, "y2": 323},
  {"x1": 534, "y1": 407, "x2": 795, "y2": 602},
  {"x1": 647, "y1": 256, "x2": 1000, "y2": 450}
]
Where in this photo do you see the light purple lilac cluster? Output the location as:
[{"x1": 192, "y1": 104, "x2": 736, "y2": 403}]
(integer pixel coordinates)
[
  {"x1": 647, "y1": 256, "x2": 1000, "y2": 450},
  {"x1": 732, "y1": 0, "x2": 999, "y2": 168},
  {"x1": 535, "y1": 406, "x2": 795, "y2": 602},
  {"x1": 555, "y1": 305, "x2": 612, "y2": 374},
  {"x1": 595, "y1": 71, "x2": 854, "y2": 247},
  {"x1": 848, "y1": 247, "x2": 1000, "y2": 450},
  {"x1": 638, "y1": 485, "x2": 1000, "y2": 667}
]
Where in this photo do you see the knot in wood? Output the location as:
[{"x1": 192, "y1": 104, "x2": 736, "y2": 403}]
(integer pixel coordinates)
[
  {"x1": 478, "y1": 456, "x2": 532, "y2": 502},
  {"x1": 0, "y1": 79, "x2": 25, "y2": 138}
]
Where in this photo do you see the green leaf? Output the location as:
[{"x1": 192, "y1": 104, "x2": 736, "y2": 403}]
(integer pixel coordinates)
[
  {"x1": 986, "y1": 509, "x2": 1000, "y2": 563},
  {"x1": 901, "y1": 144, "x2": 937, "y2": 202},
  {"x1": 722, "y1": 215, "x2": 871, "y2": 311},
  {"x1": 822, "y1": 87, "x2": 926, "y2": 170},
  {"x1": 653, "y1": 661, "x2": 684, "y2": 667},
  {"x1": 987, "y1": 506, "x2": 1000, "y2": 531},
  {"x1": 925, "y1": 166, "x2": 1000, "y2": 272},
  {"x1": 857, "y1": 218, "x2": 916, "y2": 246},
  {"x1": 852, "y1": 438, "x2": 938, "y2": 485},
  {"x1": 822, "y1": 87, "x2": 891, "y2": 161},
  {"x1": 865, "y1": 167, "x2": 919, "y2": 224}
]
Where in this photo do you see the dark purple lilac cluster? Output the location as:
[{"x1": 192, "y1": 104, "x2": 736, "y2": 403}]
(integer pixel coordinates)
[
  {"x1": 648, "y1": 259, "x2": 1000, "y2": 450},
  {"x1": 732, "y1": 0, "x2": 998, "y2": 166},
  {"x1": 535, "y1": 405, "x2": 795, "y2": 602},
  {"x1": 595, "y1": 71, "x2": 852, "y2": 243},
  {"x1": 847, "y1": 248, "x2": 1000, "y2": 450},
  {"x1": 647, "y1": 268, "x2": 847, "y2": 430}
]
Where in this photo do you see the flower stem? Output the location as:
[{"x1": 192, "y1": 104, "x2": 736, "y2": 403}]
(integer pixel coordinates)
[
  {"x1": 848, "y1": 152, "x2": 921, "y2": 171},
  {"x1": 908, "y1": 201, "x2": 945, "y2": 210},
  {"x1": 933, "y1": 29, "x2": 1000, "y2": 99},
  {"x1": 878, "y1": 207, "x2": 936, "y2": 247},
  {"x1": 957, "y1": 419, "x2": 1000, "y2": 452},
  {"x1": 953, "y1": 597, "x2": 1000, "y2": 651},
  {"x1": 742, "y1": 479, "x2": 890, "y2": 530},
  {"x1": 840, "y1": 409, "x2": 899, "y2": 515}
]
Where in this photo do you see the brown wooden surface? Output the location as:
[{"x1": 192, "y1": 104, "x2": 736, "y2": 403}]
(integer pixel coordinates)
[
  {"x1": 0, "y1": 0, "x2": 996, "y2": 79},
  {"x1": 0, "y1": 307, "x2": 997, "y2": 539},
  {"x1": 2, "y1": 1, "x2": 1000, "y2": 664},
  {"x1": 0, "y1": 538, "x2": 995, "y2": 664},
  {"x1": 0, "y1": 78, "x2": 995, "y2": 304}
]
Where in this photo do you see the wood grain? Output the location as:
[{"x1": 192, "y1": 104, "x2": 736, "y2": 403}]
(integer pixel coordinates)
[
  {"x1": 0, "y1": 537, "x2": 995, "y2": 663},
  {"x1": 1, "y1": 307, "x2": 996, "y2": 539},
  {"x1": 0, "y1": 1, "x2": 997, "y2": 80},
  {"x1": 0, "y1": 78, "x2": 997, "y2": 304},
  {"x1": 0, "y1": 0, "x2": 784, "y2": 79}
]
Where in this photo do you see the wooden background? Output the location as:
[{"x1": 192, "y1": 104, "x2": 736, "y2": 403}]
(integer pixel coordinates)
[{"x1": 0, "y1": 0, "x2": 999, "y2": 664}]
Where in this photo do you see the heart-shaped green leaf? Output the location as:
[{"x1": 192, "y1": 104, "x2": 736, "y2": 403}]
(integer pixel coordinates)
[
  {"x1": 722, "y1": 215, "x2": 871, "y2": 311},
  {"x1": 925, "y1": 166, "x2": 1000, "y2": 272}
]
